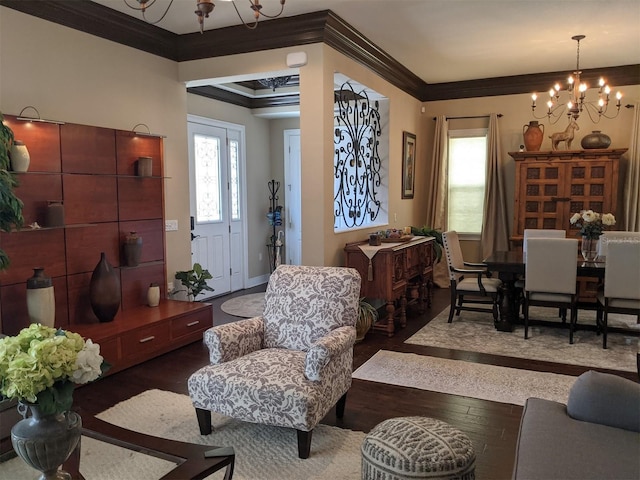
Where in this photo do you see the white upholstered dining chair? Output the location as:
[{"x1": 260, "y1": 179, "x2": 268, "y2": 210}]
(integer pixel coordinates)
[
  {"x1": 523, "y1": 229, "x2": 566, "y2": 257},
  {"x1": 187, "y1": 264, "x2": 361, "y2": 459},
  {"x1": 442, "y1": 230, "x2": 502, "y2": 323},
  {"x1": 596, "y1": 240, "x2": 640, "y2": 349},
  {"x1": 524, "y1": 238, "x2": 579, "y2": 343},
  {"x1": 597, "y1": 231, "x2": 640, "y2": 258}
]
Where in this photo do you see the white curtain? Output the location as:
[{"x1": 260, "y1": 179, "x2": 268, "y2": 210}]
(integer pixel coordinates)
[
  {"x1": 480, "y1": 113, "x2": 510, "y2": 259},
  {"x1": 623, "y1": 103, "x2": 640, "y2": 231},
  {"x1": 426, "y1": 115, "x2": 448, "y2": 229}
]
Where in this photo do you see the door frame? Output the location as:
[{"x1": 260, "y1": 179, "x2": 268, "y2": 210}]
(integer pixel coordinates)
[
  {"x1": 187, "y1": 114, "x2": 249, "y2": 291},
  {"x1": 284, "y1": 129, "x2": 301, "y2": 266}
]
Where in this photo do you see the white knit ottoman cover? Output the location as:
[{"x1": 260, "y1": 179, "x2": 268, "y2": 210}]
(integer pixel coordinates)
[{"x1": 361, "y1": 416, "x2": 475, "y2": 480}]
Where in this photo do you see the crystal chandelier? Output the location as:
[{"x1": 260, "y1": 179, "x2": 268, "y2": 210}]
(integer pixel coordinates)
[
  {"x1": 124, "y1": 0, "x2": 286, "y2": 33},
  {"x1": 257, "y1": 76, "x2": 292, "y2": 92},
  {"x1": 530, "y1": 35, "x2": 622, "y2": 124}
]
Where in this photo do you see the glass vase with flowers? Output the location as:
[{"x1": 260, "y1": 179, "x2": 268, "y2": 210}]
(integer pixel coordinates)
[{"x1": 569, "y1": 210, "x2": 616, "y2": 261}]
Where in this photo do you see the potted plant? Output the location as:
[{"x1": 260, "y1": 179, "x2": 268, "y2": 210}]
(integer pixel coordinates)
[
  {"x1": 174, "y1": 262, "x2": 214, "y2": 301},
  {"x1": 0, "y1": 111, "x2": 25, "y2": 270},
  {"x1": 411, "y1": 226, "x2": 443, "y2": 262},
  {"x1": 356, "y1": 298, "x2": 379, "y2": 342}
]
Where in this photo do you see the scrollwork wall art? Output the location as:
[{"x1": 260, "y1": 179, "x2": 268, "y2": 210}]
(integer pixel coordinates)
[{"x1": 334, "y1": 81, "x2": 382, "y2": 229}]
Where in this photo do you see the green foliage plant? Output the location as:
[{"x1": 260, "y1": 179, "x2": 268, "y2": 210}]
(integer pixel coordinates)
[
  {"x1": 0, "y1": 111, "x2": 25, "y2": 270},
  {"x1": 411, "y1": 226, "x2": 443, "y2": 262},
  {"x1": 174, "y1": 262, "x2": 214, "y2": 300},
  {"x1": 356, "y1": 297, "x2": 379, "y2": 342}
]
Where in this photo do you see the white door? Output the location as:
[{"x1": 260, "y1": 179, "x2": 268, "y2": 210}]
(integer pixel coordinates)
[
  {"x1": 188, "y1": 117, "x2": 245, "y2": 297},
  {"x1": 284, "y1": 130, "x2": 302, "y2": 265}
]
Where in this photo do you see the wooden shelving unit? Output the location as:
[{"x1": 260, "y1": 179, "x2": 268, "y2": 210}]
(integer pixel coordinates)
[{"x1": 0, "y1": 115, "x2": 211, "y2": 371}]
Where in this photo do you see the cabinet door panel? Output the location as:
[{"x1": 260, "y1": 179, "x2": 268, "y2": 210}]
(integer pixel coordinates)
[
  {"x1": 3, "y1": 116, "x2": 61, "y2": 172},
  {"x1": 13, "y1": 173, "x2": 63, "y2": 226},
  {"x1": 63, "y1": 175, "x2": 118, "y2": 224},
  {"x1": 0, "y1": 229, "x2": 66, "y2": 286},
  {"x1": 116, "y1": 131, "x2": 163, "y2": 176},
  {"x1": 66, "y1": 223, "x2": 120, "y2": 274},
  {"x1": 118, "y1": 178, "x2": 163, "y2": 221},
  {"x1": 119, "y1": 219, "x2": 164, "y2": 264},
  {"x1": 120, "y1": 263, "x2": 165, "y2": 311},
  {"x1": 61, "y1": 124, "x2": 116, "y2": 174}
]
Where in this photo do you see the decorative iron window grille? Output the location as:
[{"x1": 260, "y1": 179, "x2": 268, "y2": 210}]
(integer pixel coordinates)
[{"x1": 334, "y1": 82, "x2": 382, "y2": 229}]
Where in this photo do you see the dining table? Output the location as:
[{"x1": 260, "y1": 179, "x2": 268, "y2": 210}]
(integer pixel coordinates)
[{"x1": 483, "y1": 250, "x2": 605, "y2": 332}]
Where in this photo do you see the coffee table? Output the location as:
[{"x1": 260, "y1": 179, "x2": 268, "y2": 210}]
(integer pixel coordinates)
[{"x1": 63, "y1": 414, "x2": 234, "y2": 480}]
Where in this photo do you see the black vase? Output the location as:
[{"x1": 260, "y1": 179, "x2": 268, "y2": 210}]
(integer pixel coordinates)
[
  {"x1": 89, "y1": 252, "x2": 121, "y2": 322},
  {"x1": 123, "y1": 231, "x2": 143, "y2": 267}
]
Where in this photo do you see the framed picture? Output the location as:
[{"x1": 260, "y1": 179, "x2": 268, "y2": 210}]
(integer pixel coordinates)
[{"x1": 402, "y1": 131, "x2": 416, "y2": 199}]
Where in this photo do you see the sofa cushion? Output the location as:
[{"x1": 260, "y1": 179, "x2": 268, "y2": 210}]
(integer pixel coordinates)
[
  {"x1": 512, "y1": 397, "x2": 640, "y2": 480},
  {"x1": 567, "y1": 370, "x2": 640, "y2": 432}
]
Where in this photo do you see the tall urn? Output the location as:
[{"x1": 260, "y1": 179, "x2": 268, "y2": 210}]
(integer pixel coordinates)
[
  {"x1": 89, "y1": 252, "x2": 121, "y2": 322},
  {"x1": 26, "y1": 268, "x2": 55, "y2": 327},
  {"x1": 523, "y1": 121, "x2": 545, "y2": 152},
  {"x1": 11, "y1": 403, "x2": 82, "y2": 480}
]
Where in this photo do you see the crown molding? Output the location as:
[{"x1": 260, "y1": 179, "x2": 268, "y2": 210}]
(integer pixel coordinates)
[
  {"x1": 187, "y1": 86, "x2": 301, "y2": 109},
  {"x1": 1, "y1": 1, "x2": 638, "y2": 103}
]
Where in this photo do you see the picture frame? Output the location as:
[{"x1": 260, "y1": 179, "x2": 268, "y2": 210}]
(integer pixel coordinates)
[{"x1": 402, "y1": 131, "x2": 416, "y2": 199}]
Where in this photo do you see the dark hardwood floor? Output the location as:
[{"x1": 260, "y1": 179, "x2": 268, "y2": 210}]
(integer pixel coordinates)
[{"x1": 72, "y1": 285, "x2": 637, "y2": 480}]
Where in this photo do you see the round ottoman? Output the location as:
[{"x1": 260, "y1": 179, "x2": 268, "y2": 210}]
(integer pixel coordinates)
[{"x1": 361, "y1": 416, "x2": 475, "y2": 480}]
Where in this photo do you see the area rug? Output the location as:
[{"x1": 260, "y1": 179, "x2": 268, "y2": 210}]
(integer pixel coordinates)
[
  {"x1": 0, "y1": 390, "x2": 363, "y2": 480},
  {"x1": 406, "y1": 306, "x2": 638, "y2": 372},
  {"x1": 353, "y1": 350, "x2": 575, "y2": 406},
  {"x1": 220, "y1": 292, "x2": 265, "y2": 318}
]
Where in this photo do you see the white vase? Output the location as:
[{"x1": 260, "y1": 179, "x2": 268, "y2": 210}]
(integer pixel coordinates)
[
  {"x1": 26, "y1": 268, "x2": 55, "y2": 327},
  {"x1": 10, "y1": 141, "x2": 30, "y2": 172},
  {"x1": 147, "y1": 283, "x2": 160, "y2": 307}
]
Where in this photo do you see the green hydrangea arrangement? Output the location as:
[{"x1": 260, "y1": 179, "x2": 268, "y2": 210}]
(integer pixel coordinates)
[{"x1": 0, "y1": 324, "x2": 106, "y2": 415}]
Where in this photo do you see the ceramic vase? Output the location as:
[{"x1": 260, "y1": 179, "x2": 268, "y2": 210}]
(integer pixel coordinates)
[
  {"x1": 147, "y1": 283, "x2": 160, "y2": 307},
  {"x1": 10, "y1": 140, "x2": 30, "y2": 172},
  {"x1": 89, "y1": 252, "x2": 121, "y2": 322},
  {"x1": 45, "y1": 201, "x2": 65, "y2": 228},
  {"x1": 123, "y1": 231, "x2": 143, "y2": 267},
  {"x1": 523, "y1": 121, "x2": 544, "y2": 152},
  {"x1": 11, "y1": 403, "x2": 81, "y2": 480},
  {"x1": 26, "y1": 268, "x2": 55, "y2": 327},
  {"x1": 581, "y1": 131, "x2": 611, "y2": 150},
  {"x1": 581, "y1": 236, "x2": 598, "y2": 262},
  {"x1": 136, "y1": 156, "x2": 152, "y2": 177}
]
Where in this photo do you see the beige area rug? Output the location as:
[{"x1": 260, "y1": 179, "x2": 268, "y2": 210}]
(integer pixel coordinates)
[
  {"x1": 220, "y1": 292, "x2": 265, "y2": 318},
  {"x1": 353, "y1": 350, "x2": 575, "y2": 406},
  {"x1": 406, "y1": 306, "x2": 639, "y2": 372},
  {"x1": 1, "y1": 390, "x2": 363, "y2": 480}
]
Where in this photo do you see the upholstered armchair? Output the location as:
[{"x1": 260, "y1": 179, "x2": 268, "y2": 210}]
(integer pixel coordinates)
[{"x1": 187, "y1": 265, "x2": 361, "y2": 459}]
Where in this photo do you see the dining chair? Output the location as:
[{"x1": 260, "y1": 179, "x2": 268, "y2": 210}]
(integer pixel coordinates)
[
  {"x1": 441, "y1": 230, "x2": 502, "y2": 323},
  {"x1": 597, "y1": 231, "x2": 640, "y2": 258},
  {"x1": 523, "y1": 229, "x2": 566, "y2": 257},
  {"x1": 524, "y1": 237, "x2": 579, "y2": 343},
  {"x1": 596, "y1": 240, "x2": 640, "y2": 349}
]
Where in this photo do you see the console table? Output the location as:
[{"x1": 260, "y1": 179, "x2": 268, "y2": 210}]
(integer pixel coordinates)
[{"x1": 344, "y1": 237, "x2": 434, "y2": 336}]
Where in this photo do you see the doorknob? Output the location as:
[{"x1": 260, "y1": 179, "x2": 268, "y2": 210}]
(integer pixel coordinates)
[{"x1": 191, "y1": 233, "x2": 200, "y2": 241}]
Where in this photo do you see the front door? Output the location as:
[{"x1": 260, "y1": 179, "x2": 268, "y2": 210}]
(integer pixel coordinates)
[{"x1": 187, "y1": 117, "x2": 245, "y2": 297}]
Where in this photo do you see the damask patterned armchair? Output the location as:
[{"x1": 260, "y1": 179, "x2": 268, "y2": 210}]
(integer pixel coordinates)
[{"x1": 187, "y1": 265, "x2": 361, "y2": 459}]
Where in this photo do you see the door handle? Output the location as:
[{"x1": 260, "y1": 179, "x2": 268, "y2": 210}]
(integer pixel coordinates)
[
  {"x1": 191, "y1": 233, "x2": 200, "y2": 241},
  {"x1": 551, "y1": 197, "x2": 571, "y2": 202}
]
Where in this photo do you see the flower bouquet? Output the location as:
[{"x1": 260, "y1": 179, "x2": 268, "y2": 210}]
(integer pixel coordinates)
[
  {"x1": 569, "y1": 210, "x2": 616, "y2": 240},
  {"x1": 0, "y1": 323, "x2": 106, "y2": 415}
]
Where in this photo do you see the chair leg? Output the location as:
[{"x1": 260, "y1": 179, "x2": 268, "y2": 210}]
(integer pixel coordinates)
[
  {"x1": 602, "y1": 309, "x2": 609, "y2": 349},
  {"x1": 195, "y1": 408, "x2": 212, "y2": 435},
  {"x1": 523, "y1": 299, "x2": 529, "y2": 339},
  {"x1": 336, "y1": 392, "x2": 347, "y2": 419},
  {"x1": 447, "y1": 283, "x2": 457, "y2": 323},
  {"x1": 456, "y1": 294, "x2": 464, "y2": 316},
  {"x1": 297, "y1": 429, "x2": 312, "y2": 459},
  {"x1": 569, "y1": 307, "x2": 576, "y2": 344}
]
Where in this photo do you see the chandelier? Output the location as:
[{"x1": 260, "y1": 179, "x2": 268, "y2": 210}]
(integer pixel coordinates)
[
  {"x1": 257, "y1": 76, "x2": 292, "y2": 92},
  {"x1": 530, "y1": 35, "x2": 622, "y2": 124},
  {"x1": 124, "y1": 0, "x2": 286, "y2": 33}
]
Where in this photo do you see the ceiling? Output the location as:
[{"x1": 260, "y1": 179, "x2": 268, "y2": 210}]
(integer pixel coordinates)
[{"x1": 91, "y1": 0, "x2": 640, "y2": 85}]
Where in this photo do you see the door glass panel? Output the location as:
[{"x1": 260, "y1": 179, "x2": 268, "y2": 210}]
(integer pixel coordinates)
[
  {"x1": 229, "y1": 139, "x2": 240, "y2": 220},
  {"x1": 194, "y1": 133, "x2": 221, "y2": 223}
]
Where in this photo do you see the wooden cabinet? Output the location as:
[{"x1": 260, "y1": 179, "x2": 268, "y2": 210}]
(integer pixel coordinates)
[
  {"x1": 0, "y1": 115, "x2": 209, "y2": 373},
  {"x1": 510, "y1": 149, "x2": 624, "y2": 241},
  {"x1": 344, "y1": 237, "x2": 434, "y2": 336}
]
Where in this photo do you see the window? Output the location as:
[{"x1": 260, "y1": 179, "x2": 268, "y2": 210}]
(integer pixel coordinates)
[
  {"x1": 447, "y1": 129, "x2": 488, "y2": 235},
  {"x1": 194, "y1": 133, "x2": 222, "y2": 223},
  {"x1": 333, "y1": 79, "x2": 389, "y2": 232}
]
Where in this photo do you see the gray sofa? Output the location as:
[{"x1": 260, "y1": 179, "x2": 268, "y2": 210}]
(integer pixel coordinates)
[{"x1": 512, "y1": 370, "x2": 640, "y2": 480}]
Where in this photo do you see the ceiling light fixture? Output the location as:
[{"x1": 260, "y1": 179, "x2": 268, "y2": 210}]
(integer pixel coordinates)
[
  {"x1": 16, "y1": 106, "x2": 65, "y2": 125},
  {"x1": 257, "y1": 76, "x2": 292, "y2": 92},
  {"x1": 530, "y1": 35, "x2": 622, "y2": 124},
  {"x1": 124, "y1": 0, "x2": 286, "y2": 33}
]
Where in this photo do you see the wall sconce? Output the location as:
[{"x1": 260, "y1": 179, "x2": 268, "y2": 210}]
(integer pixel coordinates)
[
  {"x1": 131, "y1": 123, "x2": 166, "y2": 138},
  {"x1": 16, "y1": 106, "x2": 65, "y2": 125}
]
